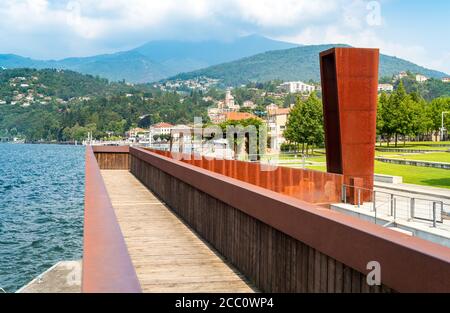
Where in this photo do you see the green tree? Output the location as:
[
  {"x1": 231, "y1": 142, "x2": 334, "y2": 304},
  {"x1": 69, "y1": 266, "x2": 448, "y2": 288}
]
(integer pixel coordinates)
[{"x1": 284, "y1": 92, "x2": 324, "y2": 155}]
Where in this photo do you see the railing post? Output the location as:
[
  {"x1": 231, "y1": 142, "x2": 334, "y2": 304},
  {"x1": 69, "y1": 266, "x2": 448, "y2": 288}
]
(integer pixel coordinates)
[
  {"x1": 393, "y1": 198, "x2": 397, "y2": 221},
  {"x1": 357, "y1": 188, "x2": 361, "y2": 208},
  {"x1": 390, "y1": 194, "x2": 394, "y2": 216},
  {"x1": 342, "y1": 185, "x2": 347, "y2": 203},
  {"x1": 372, "y1": 190, "x2": 376, "y2": 212},
  {"x1": 432, "y1": 202, "x2": 437, "y2": 227},
  {"x1": 374, "y1": 202, "x2": 377, "y2": 224},
  {"x1": 410, "y1": 198, "x2": 415, "y2": 221}
]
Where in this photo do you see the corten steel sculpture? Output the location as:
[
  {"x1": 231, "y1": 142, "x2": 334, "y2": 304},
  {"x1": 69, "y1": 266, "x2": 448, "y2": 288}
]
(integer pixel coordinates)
[{"x1": 320, "y1": 47, "x2": 379, "y2": 202}]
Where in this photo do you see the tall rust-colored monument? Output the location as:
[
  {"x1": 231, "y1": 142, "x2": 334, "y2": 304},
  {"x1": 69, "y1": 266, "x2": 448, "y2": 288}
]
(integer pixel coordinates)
[{"x1": 320, "y1": 47, "x2": 379, "y2": 199}]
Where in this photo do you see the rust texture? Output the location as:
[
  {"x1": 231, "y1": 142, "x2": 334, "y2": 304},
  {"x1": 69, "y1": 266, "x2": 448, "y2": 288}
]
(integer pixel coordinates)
[
  {"x1": 320, "y1": 48, "x2": 379, "y2": 199},
  {"x1": 82, "y1": 146, "x2": 141, "y2": 293},
  {"x1": 145, "y1": 148, "x2": 343, "y2": 205}
]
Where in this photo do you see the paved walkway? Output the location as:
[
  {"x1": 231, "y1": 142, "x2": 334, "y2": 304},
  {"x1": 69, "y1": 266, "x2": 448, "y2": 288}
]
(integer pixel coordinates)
[
  {"x1": 17, "y1": 261, "x2": 81, "y2": 293},
  {"x1": 375, "y1": 182, "x2": 450, "y2": 200},
  {"x1": 101, "y1": 170, "x2": 255, "y2": 293}
]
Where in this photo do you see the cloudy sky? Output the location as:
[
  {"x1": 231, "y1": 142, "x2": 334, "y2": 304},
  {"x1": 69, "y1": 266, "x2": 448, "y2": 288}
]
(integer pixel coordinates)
[{"x1": 0, "y1": 0, "x2": 449, "y2": 73}]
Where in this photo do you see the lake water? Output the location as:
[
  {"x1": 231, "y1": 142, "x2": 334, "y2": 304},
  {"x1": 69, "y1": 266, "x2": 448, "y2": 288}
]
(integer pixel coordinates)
[{"x1": 0, "y1": 144, "x2": 84, "y2": 292}]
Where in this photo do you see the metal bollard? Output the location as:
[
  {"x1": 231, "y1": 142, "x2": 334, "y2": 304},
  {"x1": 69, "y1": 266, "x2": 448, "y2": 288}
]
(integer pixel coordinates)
[{"x1": 410, "y1": 198, "x2": 415, "y2": 221}]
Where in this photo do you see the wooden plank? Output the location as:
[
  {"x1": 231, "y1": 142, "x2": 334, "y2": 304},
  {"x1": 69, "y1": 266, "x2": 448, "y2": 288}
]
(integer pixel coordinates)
[{"x1": 101, "y1": 170, "x2": 255, "y2": 293}]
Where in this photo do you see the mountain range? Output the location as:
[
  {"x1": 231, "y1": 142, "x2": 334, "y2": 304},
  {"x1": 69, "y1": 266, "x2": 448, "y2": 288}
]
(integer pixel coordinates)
[
  {"x1": 0, "y1": 35, "x2": 297, "y2": 83},
  {"x1": 0, "y1": 35, "x2": 447, "y2": 85},
  {"x1": 171, "y1": 44, "x2": 449, "y2": 85}
]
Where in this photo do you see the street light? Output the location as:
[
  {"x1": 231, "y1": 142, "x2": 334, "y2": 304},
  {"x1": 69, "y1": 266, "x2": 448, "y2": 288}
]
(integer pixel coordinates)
[{"x1": 442, "y1": 111, "x2": 449, "y2": 141}]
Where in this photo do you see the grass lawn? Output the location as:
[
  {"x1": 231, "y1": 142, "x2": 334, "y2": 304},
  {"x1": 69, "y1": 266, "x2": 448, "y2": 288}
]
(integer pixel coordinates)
[
  {"x1": 305, "y1": 161, "x2": 450, "y2": 189},
  {"x1": 386, "y1": 152, "x2": 450, "y2": 163},
  {"x1": 374, "y1": 161, "x2": 450, "y2": 189}
]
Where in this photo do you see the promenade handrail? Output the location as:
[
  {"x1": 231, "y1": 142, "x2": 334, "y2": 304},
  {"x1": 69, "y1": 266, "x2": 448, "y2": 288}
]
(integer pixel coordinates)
[
  {"x1": 130, "y1": 146, "x2": 450, "y2": 292},
  {"x1": 82, "y1": 145, "x2": 141, "y2": 293}
]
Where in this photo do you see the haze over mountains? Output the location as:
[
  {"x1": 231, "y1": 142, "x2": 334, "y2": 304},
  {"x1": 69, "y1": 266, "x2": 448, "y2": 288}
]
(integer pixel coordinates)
[
  {"x1": 0, "y1": 35, "x2": 447, "y2": 85},
  {"x1": 0, "y1": 35, "x2": 297, "y2": 83}
]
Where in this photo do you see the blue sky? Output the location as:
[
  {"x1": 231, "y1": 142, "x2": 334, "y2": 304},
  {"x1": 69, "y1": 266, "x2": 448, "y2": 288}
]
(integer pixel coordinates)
[{"x1": 0, "y1": 0, "x2": 449, "y2": 73}]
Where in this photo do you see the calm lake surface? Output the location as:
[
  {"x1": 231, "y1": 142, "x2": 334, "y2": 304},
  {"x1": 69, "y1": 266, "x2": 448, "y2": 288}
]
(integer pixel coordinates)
[{"x1": 0, "y1": 144, "x2": 84, "y2": 292}]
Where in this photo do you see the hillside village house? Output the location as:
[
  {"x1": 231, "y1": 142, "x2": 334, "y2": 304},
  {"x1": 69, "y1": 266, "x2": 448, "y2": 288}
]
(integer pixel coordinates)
[
  {"x1": 442, "y1": 77, "x2": 450, "y2": 83},
  {"x1": 279, "y1": 81, "x2": 315, "y2": 94},
  {"x1": 243, "y1": 100, "x2": 256, "y2": 109},
  {"x1": 416, "y1": 74, "x2": 428, "y2": 82},
  {"x1": 378, "y1": 83, "x2": 394, "y2": 93},
  {"x1": 394, "y1": 71, "x2": 408, "y2": 81}
]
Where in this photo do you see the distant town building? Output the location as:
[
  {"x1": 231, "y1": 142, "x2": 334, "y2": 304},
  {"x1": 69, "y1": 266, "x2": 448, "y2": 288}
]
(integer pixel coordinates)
[
  {"x1": 265, "y1": 103, "x2": 278, "y2": 112},
  {"x1": 126, "y1": 127, "x2": 149, "y2": 143},
  {"x1": 266, "y1": 107, "x2": 291, "y2": 151},
  {"x1": 279, "y1": 81, "x2": 315, "y2": 94},
  {"x1": 208, "y1": 89, "x2": 242, "y2": 123},
  {"x1": 442, "y1": 77, "x2": 450, "y2": 83},
  {"x1": 394, "y1": 71, "x2": 408, "y2": 81},
  {"x1": 220, "y1": 89, "x2": 240, "y2": 110},
  {"x1": 378, "y1": 83, "x2": 394, "y2": 92},
  {"x1": 415, "y1": 74, "x2": 428, "y2": 82},
  {"x1": 207, "y1": 107, "x2": 226, "y2": 124},
  {"x1": 202, "y1": 96, "x2": 214, "y2": 102},
  {"x1": 243, "y1": 100, "x2": 256, "y2": 109},
  {"x1": 150, "y1": 122, "x2": 174, "y2": 137}
]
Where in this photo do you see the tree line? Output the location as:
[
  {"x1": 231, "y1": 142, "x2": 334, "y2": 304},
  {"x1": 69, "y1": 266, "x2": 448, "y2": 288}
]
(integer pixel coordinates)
[{"x1": 283, "y1": 84, "x2": 450, "y2": 153}]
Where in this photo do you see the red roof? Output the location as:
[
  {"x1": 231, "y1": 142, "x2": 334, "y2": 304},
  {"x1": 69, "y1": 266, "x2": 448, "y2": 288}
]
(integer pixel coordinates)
[
  {"x1": 152, "y1": 122, "x2": 174, "y2": 128},
  {"x1": 224, "y1": 112, "x2": 259, "y2": 121}
]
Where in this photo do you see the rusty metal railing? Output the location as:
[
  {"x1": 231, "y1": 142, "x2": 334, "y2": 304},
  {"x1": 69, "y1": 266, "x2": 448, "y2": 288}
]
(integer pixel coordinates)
[
  {"x1": 145, "y1": 148, "x2": 344, "y2": 205},
  {"x1": 82, "y1": 146, "x2": 141, "y2": 293}
]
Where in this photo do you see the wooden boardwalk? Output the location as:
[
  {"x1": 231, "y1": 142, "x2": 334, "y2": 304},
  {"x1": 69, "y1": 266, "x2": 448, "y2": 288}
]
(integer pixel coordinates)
[{"x1": 101, "y1": 170, "x2": 255, "y2": 292}]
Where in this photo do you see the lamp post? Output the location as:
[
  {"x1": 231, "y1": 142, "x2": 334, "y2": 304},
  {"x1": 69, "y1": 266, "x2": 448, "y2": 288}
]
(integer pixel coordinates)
[{"x1": 441, "y1": 111, "x2": 449, "y2": 141}]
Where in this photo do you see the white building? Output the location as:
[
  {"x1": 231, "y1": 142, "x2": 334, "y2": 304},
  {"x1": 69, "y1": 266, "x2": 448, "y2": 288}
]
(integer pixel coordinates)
[
  {"x1": 243, "y1": 100, "x2": 256, "y2": 109},
  {"x1": 415, "y1": 74, "x2": 428, "y2": 82},
  {"x1": 394, "y1": 71, "x2": 408, "y2": 81},
  {"x1": 378, "y1": 84, "x2": 394, "y2": 92},
  {"x1": 279, "y1": 81, "x2": 315, "y2": 94},
  {"x1": 126, "y1": 127, "x2": 149, "y2": 143},
  {"x1": 442, "y1": 77, "x2": 450, "y2": 83},
  {"x1": 150, "y1": 122, "x2": 174, "y2": 137},
  {"x1": 266, "y1": 107, "x2": 291, "y2": 151},
  {"x1": 224, "y1": 89, "x2": 240, "y2": 110}
]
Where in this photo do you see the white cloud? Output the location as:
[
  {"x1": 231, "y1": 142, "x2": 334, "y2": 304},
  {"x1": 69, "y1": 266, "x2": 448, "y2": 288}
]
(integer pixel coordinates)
[{"x1": 0, "y1": 0, "x2": 447, "y2": 73}]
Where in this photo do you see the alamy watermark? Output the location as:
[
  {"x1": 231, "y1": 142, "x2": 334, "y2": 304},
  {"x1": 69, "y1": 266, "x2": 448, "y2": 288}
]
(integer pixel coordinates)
[
  {"x1": 366, "y1": 261, "x2": 381, "y2": 286},
  {"x1": 366, "y1": 1, "x2": 382, "y2": 26}
]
